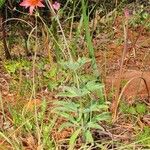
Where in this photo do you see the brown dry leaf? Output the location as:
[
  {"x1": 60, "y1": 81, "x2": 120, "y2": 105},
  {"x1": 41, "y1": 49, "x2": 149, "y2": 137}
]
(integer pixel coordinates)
[
  {"x1": 21, "y1": 134, "x2": 37, "y2": 150},
  {"x1": 142, "y1": 114, "x2": 150, "y2": 126},
  {"x1": 37, "y1": 145, "x2": 43, "y2": 150},
  {"x1": 26, "y1": 136, "x2": 36, "y2": 148},
  {"x1": 24, "y1": 99, "x2": 41, "y2": 112},
  {"x1": 0, "y1": 139, "x2": 11, "y2": 150},
  {"x1": 137, "y1": 118, "x2": 145, "y2": 130},
  {"x1": 52, "y1": 125, "x2": 73, "y2": 142}
]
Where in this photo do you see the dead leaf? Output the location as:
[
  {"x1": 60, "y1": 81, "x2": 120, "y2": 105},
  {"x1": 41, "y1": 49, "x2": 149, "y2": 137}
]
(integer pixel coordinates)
[{"x1": 24, "y1": 99, "x2": 41, "y2": 112}]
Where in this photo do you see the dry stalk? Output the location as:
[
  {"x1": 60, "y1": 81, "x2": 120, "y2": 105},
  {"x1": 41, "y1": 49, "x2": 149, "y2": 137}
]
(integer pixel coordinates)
[
  {"x1": 111, "y1": 14, "x2": 150, "y2": 122},
  {"x1": 111, "y1": 10, "x2": 129, "y2": 122}
]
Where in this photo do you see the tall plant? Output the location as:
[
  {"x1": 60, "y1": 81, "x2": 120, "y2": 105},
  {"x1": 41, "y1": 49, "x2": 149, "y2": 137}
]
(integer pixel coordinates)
[
  {"x1": 52, "y1": 57, "x2": 110, "y2": 149},
  {"x1": 81, "y1": 0, "x2": 98, "y2": 76}
]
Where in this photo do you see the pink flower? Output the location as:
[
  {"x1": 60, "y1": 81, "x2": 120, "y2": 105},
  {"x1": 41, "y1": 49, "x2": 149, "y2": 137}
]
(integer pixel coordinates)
[
  {"x1": 52, "y1": 1, "x2": 60, "y2": 11},
  {"x1": 20, "y1": 0, "x2": 45, "y2": 15},
  {"x1": 124, "y1": 8, "x2": 130, "y2": 19}
]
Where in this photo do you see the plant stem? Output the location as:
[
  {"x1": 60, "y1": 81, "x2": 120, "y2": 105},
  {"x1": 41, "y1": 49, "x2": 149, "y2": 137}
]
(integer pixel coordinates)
[
  {"x1": 0, "y1": 10, "x2": 11, "y2": 59},
  {"x1": 46, "y1": 0, "x2": 73, "y2": 61},
  {"x1": 112, "y1": 14, "x2": 129, "y2": 122}
]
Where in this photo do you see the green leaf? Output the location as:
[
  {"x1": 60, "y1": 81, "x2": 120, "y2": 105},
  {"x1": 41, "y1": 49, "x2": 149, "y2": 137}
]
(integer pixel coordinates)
[
  {"x1": 135, "y1": 103, "x2": 147, "y2": 115},
  {"x1": 85, "y1": 130, "x2": 94, "y2": 143},
  {"x1": 83, "y1": 103, "x2": 108, "y2": 113},
  {"x1": 76, "y1": 108, "x2": 83, "y2": 122},
  {"x1": 41, "y1": 99, "x2": 47, "y2": 113},
  {"x1": 43, "y1": 67, "x2": 57, "y2": 78},
  {"x1": 0, "y1": 0, "x2": 5, "y2": 8},
  {"x1": 69, "y1": 128, "x2": 81, "y2": 150},
  {"x1": 4, "y1": 61, "x2": 20, "y2": 74},
  {"x1": 53, "y1": 106, "x2": 76, "y2": 113},
  {"x1": 47, "y1": 81, "x2": 58, "y2": 91},
  {"x1": 87, "y1": 122, "x2": 104, "y2": 130},
  {"x1": 91, "y1": 112, "x2": 111, "y2": 122},
  {"x1": 85, "y1": 80, "x2": 103, "y2": 92},
  {"x1": 57, "y1": 86, "x2": 89, "y2": 97},
  {"x1": 53, "y1": 101, "x2": 79, "y2": 112},
  {"x1": 61, "y1": 57, "x2": 91, "y2": 71},
  {"x1": 54, "y1": 112, "x2": 77, "y2": 124},
  {"x1": 128, "y1": 107, "x2": 137, "y2": 115}
]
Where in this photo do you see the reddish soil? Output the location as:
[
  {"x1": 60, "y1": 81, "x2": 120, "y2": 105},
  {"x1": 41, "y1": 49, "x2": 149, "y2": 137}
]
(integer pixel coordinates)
[{"x1": 94, "y1": 16, "x2": 150, "y2": 103}]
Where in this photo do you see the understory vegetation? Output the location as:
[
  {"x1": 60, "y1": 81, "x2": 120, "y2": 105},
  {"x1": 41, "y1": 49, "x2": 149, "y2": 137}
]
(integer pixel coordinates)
[{"x1": 0, "y1": 0, "x2": 150, "y2": 149}]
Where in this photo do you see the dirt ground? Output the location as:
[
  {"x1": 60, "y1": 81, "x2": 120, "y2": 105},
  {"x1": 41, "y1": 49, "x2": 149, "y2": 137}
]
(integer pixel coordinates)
[{"x1": 94, "y1": 15, "x2": 150, "y2": 102}]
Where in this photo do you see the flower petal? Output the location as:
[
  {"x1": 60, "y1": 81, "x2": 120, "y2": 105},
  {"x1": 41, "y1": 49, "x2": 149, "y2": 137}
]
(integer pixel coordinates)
[
  {"x1": 52, "y1": 1, "x2": 60, "y2": 11},
  {"x1": 29, "y1": 6, "x2": 35, "y2": 15},
  {"x1": 37, "y1": 2, "x2": 45, "y2": 7},
  {"x1": 20, "y1": 0, "x2": 45, "y2": 14},
  {"x1": 20, "y1": 0, "x2": 30, "y2": 7}
]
